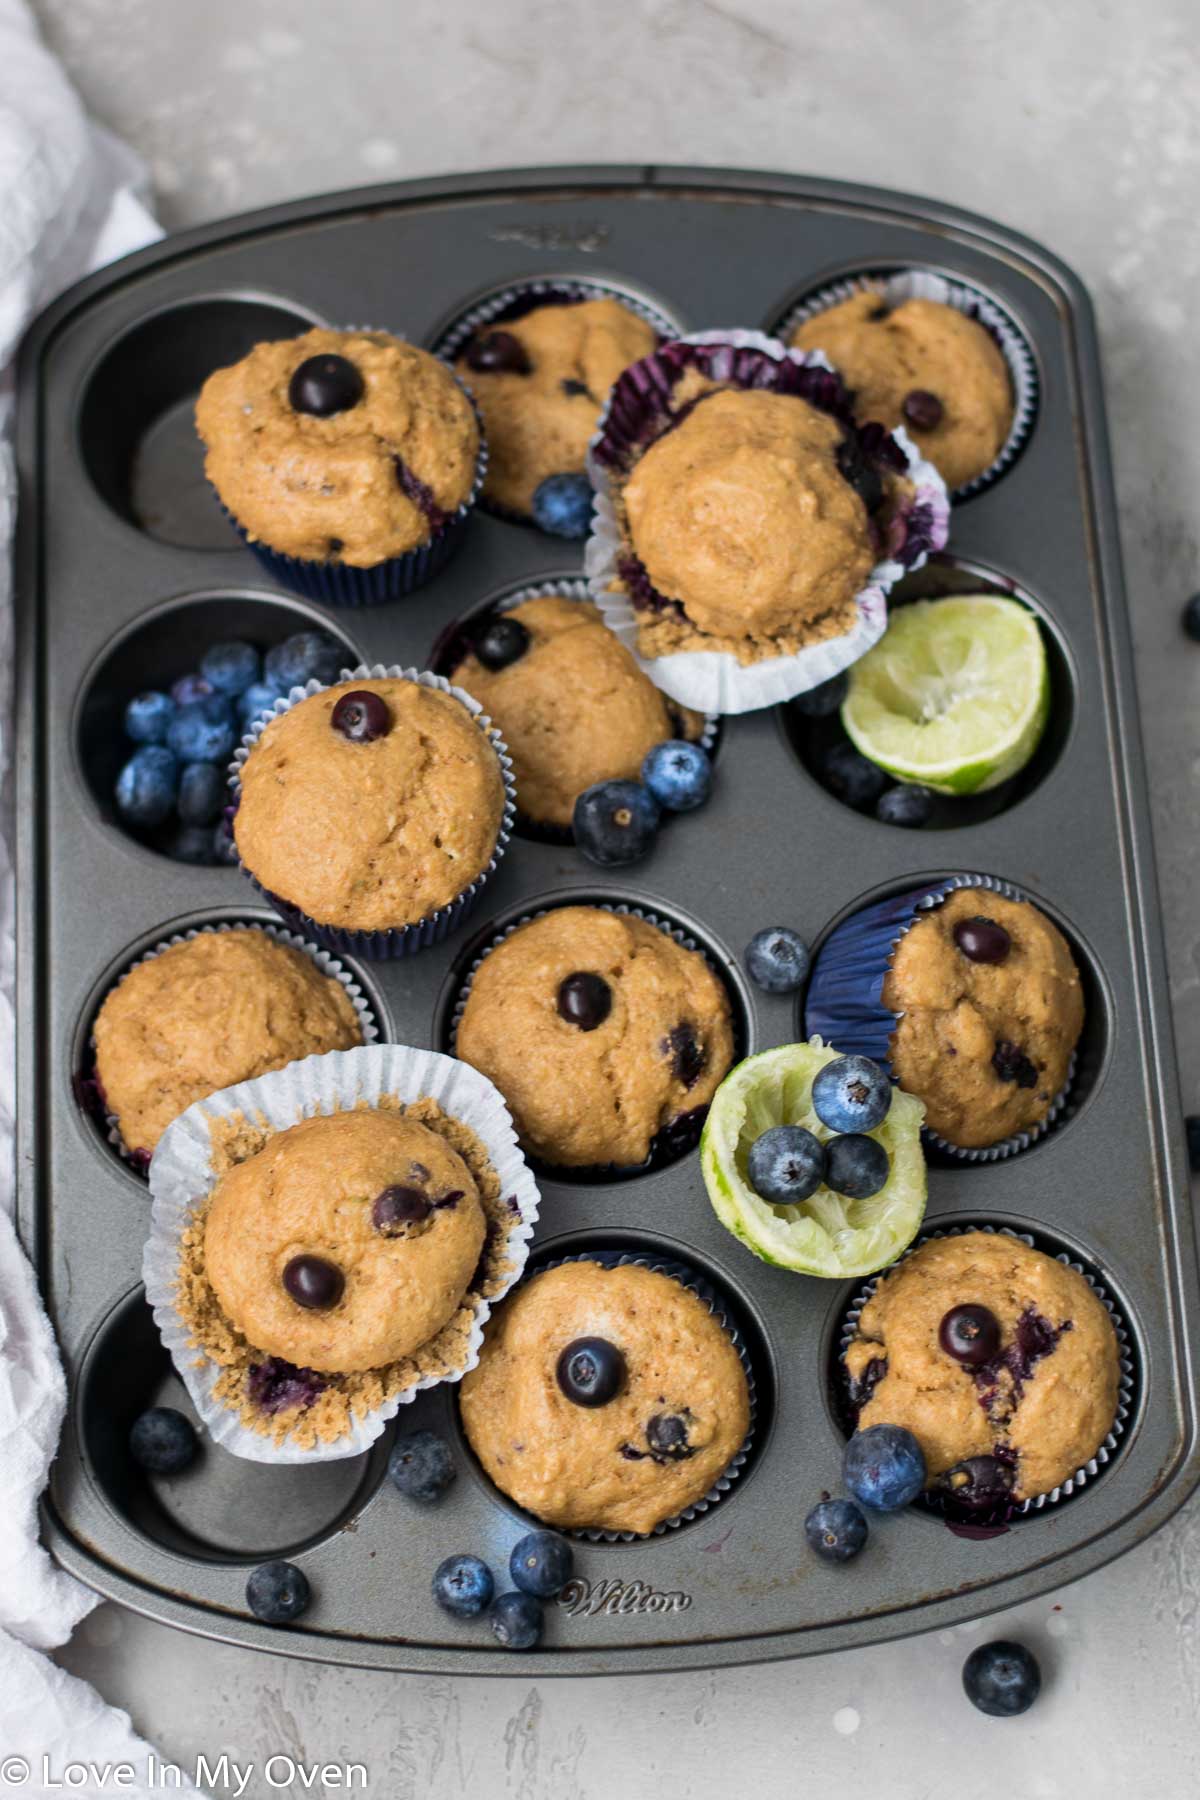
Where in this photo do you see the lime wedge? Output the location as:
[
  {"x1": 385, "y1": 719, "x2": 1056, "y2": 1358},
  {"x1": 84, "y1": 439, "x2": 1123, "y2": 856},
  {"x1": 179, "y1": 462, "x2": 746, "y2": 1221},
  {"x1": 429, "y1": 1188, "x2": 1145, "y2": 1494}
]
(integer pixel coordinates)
[
  {"x1": 840, "y1": 595, "x2": 1049, "y2": 795},
  {"x1": 700, "y1": 1041, "x2": 926, "y2": 1279}
]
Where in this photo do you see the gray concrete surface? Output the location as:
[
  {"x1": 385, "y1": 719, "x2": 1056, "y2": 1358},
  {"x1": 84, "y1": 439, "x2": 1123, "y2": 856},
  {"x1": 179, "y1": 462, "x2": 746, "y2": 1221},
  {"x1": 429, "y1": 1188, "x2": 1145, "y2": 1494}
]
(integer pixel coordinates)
[{"x1": 34, "y1": 0, "x2": 1200, "y2": 1793}]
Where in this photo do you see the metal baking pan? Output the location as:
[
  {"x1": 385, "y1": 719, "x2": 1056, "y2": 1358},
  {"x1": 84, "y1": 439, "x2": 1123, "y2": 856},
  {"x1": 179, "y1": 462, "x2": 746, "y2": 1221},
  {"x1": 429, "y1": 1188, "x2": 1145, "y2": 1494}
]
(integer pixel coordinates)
[{"x1": 14, "y1": 164, "x2": 1199, "y2": 1674}]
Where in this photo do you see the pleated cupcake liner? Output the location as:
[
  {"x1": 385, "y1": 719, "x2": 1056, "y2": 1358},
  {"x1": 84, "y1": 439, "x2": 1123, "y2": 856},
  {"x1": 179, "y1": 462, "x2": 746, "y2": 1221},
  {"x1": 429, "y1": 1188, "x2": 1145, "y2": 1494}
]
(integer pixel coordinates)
[
  {"x1": 143, "y1": 1043, "x2": 542, "y2": 1464},
  {"x1": 432, "y1": 575, "x2": 720, "y2": 845},
  {"x1": 449, "y1": 900, "x2": 740, "y2": 1180},
  {"x1": 77, "y1": 918, "x2": 381, "y2": 1177},
  {"x1": 774, "y1": 267, "x2": 1038, "y2": 501},
  {"x1": 837, "y1": 1223, "x2": 1135, "y2": 1517},
  {"x1": 804, "y1": 872, "x2": 1078, "y2": 1162},
  {"x1": 583, "y1": 329, "x2": 950, "y2": 715},
  {"x1": 227, "y1": 664, "x2": 516, "y2": 962},
  {"x1": 500, "y1": 1248, "x2": 757, "y2": 1543}
]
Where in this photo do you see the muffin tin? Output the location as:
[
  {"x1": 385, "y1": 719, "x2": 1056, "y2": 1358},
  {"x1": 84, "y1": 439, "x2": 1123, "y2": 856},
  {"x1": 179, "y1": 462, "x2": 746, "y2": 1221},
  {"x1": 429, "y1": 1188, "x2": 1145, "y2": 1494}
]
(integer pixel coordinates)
[{"x1": 14, "y1": 164, "x2": 1199, "y2": 1673}]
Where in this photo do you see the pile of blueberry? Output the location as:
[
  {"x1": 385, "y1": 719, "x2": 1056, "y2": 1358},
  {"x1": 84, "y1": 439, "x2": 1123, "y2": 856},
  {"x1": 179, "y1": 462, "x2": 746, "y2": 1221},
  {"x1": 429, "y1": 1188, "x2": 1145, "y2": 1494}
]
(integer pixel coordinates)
[
  {"x1": 112, "y1": 630, "x2": 344, "y2": 862},
  {"x1": 573, "y1": 739, "x2": 713, "y2": 866},
  {"x1": 749, "y1": 1053, "x2": 894, "y2": 1205},
  {"x1": 794, "y1": 672, "x2": 936, "y2": 828}
]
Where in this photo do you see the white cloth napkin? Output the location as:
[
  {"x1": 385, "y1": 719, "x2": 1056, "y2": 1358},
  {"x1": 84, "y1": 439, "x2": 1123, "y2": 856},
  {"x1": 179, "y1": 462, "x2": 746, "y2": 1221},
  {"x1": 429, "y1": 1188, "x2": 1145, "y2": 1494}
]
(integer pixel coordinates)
[{"x1": 0, "y1": 2, "x2": 170, "y2": 1790}]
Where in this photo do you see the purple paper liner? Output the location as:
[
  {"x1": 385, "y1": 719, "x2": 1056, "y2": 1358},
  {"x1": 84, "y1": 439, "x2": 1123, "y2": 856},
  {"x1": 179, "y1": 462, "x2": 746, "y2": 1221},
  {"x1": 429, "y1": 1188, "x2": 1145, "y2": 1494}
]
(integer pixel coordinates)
[{"x1": 804, "y1": 873, "x2": 1079, "y2": 1162}]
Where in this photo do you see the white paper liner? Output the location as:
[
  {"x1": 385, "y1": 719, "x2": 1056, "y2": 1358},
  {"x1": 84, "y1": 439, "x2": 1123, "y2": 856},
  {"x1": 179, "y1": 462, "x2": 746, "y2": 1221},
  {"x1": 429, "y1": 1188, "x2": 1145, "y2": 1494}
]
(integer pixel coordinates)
[
  {"x1": 775, "y1": 269, "x2": 1038, "y2": 499},
  {"x1": 583, "y1": 329, "x2": 950, "y2": 715},
  {"x1": 838, "y1": 1224, "x2": 1135, "y2": 1514},
  {"x1": 143, "y1": 1043, "x2": 541, "y2": 1464}
]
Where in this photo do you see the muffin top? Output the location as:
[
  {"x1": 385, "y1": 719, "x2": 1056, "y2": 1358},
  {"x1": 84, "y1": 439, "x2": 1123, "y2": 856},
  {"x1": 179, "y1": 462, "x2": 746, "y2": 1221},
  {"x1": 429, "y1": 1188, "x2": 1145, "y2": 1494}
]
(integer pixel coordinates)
[
  {"x1": 620, "y1": 387, "x2": 876, "y2": 656},
  {"x1": 791, "y1": 294, "x2": 1013, "y2": 490},
  {"x1": 449, "y1": 594, "x2": 703, "y2": 828},
  {"x1": 882, "y1": 888, "x2": 1083, "y2": 1149},
  {"x1": 233, "y1": 678, "x2": 507, "y2": 933},
  {"x1": 94, "y1": 929, "x2": 362, "y2": 1156},
  {"x1": 843, "y1": 1232, "x2": 1119, "y2": 1502},
  {"x1": 460, "y1": 1260, "x2": 750, "y2": 1534},
  {"x1": 455, "y1": 298, "x2": 657, "y2": 516},
  {"x1": 454, "y1": 906, "x2": 735, "y2": 1167},
  {"x1": 204, "y1": 1110, "x2": 487, "y2": 1374},
  {"x1": 195, "y1": 327, "x2": 480, "y2": 565}
]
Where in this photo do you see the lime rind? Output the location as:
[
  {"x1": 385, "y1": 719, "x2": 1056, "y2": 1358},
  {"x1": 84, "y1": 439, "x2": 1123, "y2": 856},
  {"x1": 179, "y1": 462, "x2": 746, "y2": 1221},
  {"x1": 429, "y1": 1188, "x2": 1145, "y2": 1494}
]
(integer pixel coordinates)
[{"x1": 700, "y1": 1040, "x2": 927, "y2": 1279}]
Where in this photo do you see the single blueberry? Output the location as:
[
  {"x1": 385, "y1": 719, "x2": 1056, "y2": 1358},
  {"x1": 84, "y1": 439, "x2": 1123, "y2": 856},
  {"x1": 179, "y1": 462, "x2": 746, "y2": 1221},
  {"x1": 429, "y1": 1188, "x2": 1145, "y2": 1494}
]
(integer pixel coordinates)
[
  {"x1": 875, "y1": 784, "x2": 934, "y2": 828},
  {"x1": 792, "y1": 671, "x2": 849, "y2": 718},
  {"x1": 962, "y1": 1641, "x2": 1042, "y2": 1717},
  {"x1": 531, "y1": 472, "x2": 594, "y2": 539},
  {"x1": 556, "y1": 1336, "x2": 626, "y2": 1407},
  {"x1": 114, "y1": 745, "x2": 179, "y2": 828},
  {"x1": 177, "y1": 761, "x2": 225, "y2": 826},
  {"x1": 745, "y1": 926, "x2": 811, "y2": 994},
  {"x1": 489, "y1": 1590, "x2": 543, "y2": 1650},
  {"x1": 843, "y1": 1423, "x2": 926, "y2": 1512},
  {"x1": 282, "y1": 1255, "x2": 344, "y2": 1310},
  {"x1": 645, "y1": 1413, "x2": 693, "y2": 1460},
  {"x1": 509, "y1": 1531, "x2": 574, "y2": 1599},
  {"x1": 824, "y1": 1133, "x2": 890, "y2": 1199},
  {"x1": 747, "y1": 1125, "x2": 826, "y2": 1203},
  {"x1": 288, "y1": 353, "x2": 365, "y2": 417},
  {"x1": 939, "y1": 1454, "x2": 1015, "y2": 1517},
  {"x1": 556, "y1": 972, "x2": 612, "y2": 1031},
  {"x1": 573, "y1": 779, "x2": 659, "y2": 866},
  {"x1": 200, "y1": 639, "x2": 260, "y2": 697},
  {"x1": 388, "y1": 1429, "x2": 456, "y2": 1503},
  {"x1": 239, "y1": 680, "x2": 280, "y2": 727},
  {"x1": 804, "y1": 1497, "x2": 868, "y2": 1563},
  {"x1": 465, "y1": 330, "x2": 531, "y2": 376},
  {"x1": 1183, "y1": 594, "x2": 1200, "y2": 643},
  {"x1": 129, "y1": 1407, "x2": 198, "y2": 1475},
  {"x1": 167, "y1": 822, "x2": 220, "y2": 865},
  {"x1": 246, "y1": 1560, "x2": 311, "y2": 1624},
  {"x1": 124, "y1": 690, "x2": 175, "y2": 745},
  {"x1": 167, "y1": 695, "x2": 237, "y2": 765},
  {"x1": 170, "y1": 671, "x2": 213, "y2": 707},
  {"x1": 835, "y1": 436, "x2": 884, "y2": 512},
  {"x1": 938, "y1": 1304, "x2": 1001, "y2": 1367},
  {"x1": 812, "y1": 1055, "x2": 892, "y2": 1134},
  {"x1": 821, "y1": 740, "x2": 889, "y2": 808},
  {"x1": 264, "y1": 631, "x2": 344, "y2": 693},
  {"x1": 474, "y1": 616, "x2": 531, "y2": 671},
  {"x1": 901, "y1": 389, "x2": 944, "y2": 431},
  {"x1": 992, "y1": 1039, "x2": 1038, "y2": 1088},
  {"x1": 373, "y1": 1185, "x2": 432, "y2": 1233},
  {"x1": 432, "y1": 1553, "x2": 494, "y2": 1619},
  {"x1": 953, "y1": 916, "x2": 1012, "y2": 965},
  {"x1": 331, "y1": 689, "x2": 391, "y2": 742},
  {"x1": 641, "y1": 739, "x2": 712, "y2": 813}
]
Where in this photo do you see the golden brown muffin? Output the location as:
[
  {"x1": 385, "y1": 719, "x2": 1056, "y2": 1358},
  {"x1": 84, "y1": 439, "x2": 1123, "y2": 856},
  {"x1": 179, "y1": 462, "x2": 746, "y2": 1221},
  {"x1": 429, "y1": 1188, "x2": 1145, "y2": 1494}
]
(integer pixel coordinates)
[
  {"x1": 233, "y1": 678, "x2": 506, "y2": 934},
  {"x1": 455, "y1": 906, "x2": 734, "y2": 1167},
  {"x1": 94, "y1": 929, "x2": 361, "y2": 1156},
  {"x1": 791, "y1": 293, "x2": 1013, "y2": 491},
  {"x1": 455, "y1": 298, "x2": 657, "y2": 516},
  {"x1": 204, "y1": 1110, "x2": 486, "y2": 1374},
  {"x1": 882, "y1": 889, "x2": 1083, "y2": 1149},
  {"x1": 195, "y1": 327, "x2": 480, "y2": 565},
  {"x1": 843, "y1": 1232, "x2": 1120, "y2": 1501},
  {"x1": 460, "y1": 1261, "x2": 750, "y2": 1534},
  {"x1": 449, "y1": 594, "x2": 704, "y2": 828}
]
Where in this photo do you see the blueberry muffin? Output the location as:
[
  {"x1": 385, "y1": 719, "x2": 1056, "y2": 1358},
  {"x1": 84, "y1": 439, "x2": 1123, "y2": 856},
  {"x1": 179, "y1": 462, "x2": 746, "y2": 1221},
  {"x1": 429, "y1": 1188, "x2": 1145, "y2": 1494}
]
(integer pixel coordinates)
[
  {"x1": 460, "y1": 1260, "x2": 750, "y2": 1534},
  {"x1": 448, "y1": 593, "x2": 704, "y2": 829},
  {"x1": 454, "y1": 906, "x2": 735, "y2": 1167},
  {"x1": 843, "y1": 1232, "x2": 1120, "y2": 1503},
  {"x1": 791, "y1": 293, "x2": 1013, "y2": 490},
  {"x1": 195, "y1": 327, "x2": 480, "y2": 566},
  {"x1": 233, "y1": 678, "x2": 506, "y2": 935},
  {"x1": 882, "y1": 889, "x2": 1083, "y2": 1149},
  {"x1": 93, "y1": 929, "x2": 362, "y2": 1158},
  {"x1": 455, "y1": 297, "x2": 657, "y2": 518}
]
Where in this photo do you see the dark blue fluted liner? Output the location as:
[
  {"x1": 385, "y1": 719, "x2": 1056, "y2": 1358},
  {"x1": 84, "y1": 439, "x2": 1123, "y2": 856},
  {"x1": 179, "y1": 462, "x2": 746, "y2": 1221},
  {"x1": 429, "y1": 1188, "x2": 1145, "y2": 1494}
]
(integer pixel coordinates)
[{"x1": 804, "y1": 880, "x2": 954, "y2": 1062}]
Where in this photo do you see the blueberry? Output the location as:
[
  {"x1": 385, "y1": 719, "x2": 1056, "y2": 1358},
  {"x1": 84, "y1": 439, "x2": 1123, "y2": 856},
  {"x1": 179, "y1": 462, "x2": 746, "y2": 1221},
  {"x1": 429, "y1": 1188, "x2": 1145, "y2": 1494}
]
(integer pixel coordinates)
[
  {"x1": 282, "y1": 1255, "x2": 344, "y2": 1310},
  {"x1": 388, "y1": 1429, "x2": 456, "y2": 1503},
  {"x1": 531, "y1": 472, "x2": 594, "y2": 539},
  {"x1": 556, "y1": 972, "x2": 612, "y2": 1030},
  {"x1": 901, "y1": 389, "x2": 944, "y2": 431},
  {"x1": 200, "y1": 639, "x2": 260, "y2": 697},
  {"x1": 129, "y1": 1407, "x2": 198, "y2": 1475},
  {"x1": 373, "y1": 1185, "x2": 432, "y2": 1232},
  {"x1": 114, "y1": 745, "x2": 179, "y2": 828},
  {"x1": 1187, "y1": 1114, "x2": 1200, "y2": 1173},
  {"x1": 264, "y1": 631, "x2": 344, "y2": 693},
  {"x1": 953, "y1": 916, "x2": 1012, "y2": 965},
  {"x1": 641, "y1": 739, "x2": 712, "y2": 812},
  {"x1": 238, "y1": 681, "x2": 280, "y2": 729},
  {"x1": 177, "y1": 761, "x2": 225, "y2": 826},
  {"x1": 474, "y1": 616, "x2": 531, "y2": 671},
  {"x1": 824, "y1": 1133, "x2": 890, "y2": 1199},
  {"x1": 167, "y1": 823, "x2": 220, "y2": 865},
  {"x1": 246, "y1": 1560, "x2": 311, "y2": 1624},
  {"x1": 821, "y1": 740, "x2": 889, "y2": 808},
  {"x1": 509, "y1": 1531, "x2": 573, "y2": 1599},
  {"x1": 573, "y1": 779, "x2": 659, "y2": 865},
  {"x1": 962, "y1": 1641, "x2": 1041, "y2": 1717},
  {"x1": 489, "y1": 1590, "x2": 543, "y2": 1650},
  {"x1": 167, "y1": 695, "x2": 237, "y2": 765},
  {"x1": 432, "y1": 1553, "x2": 494, "y2": 1618},
  {"x1": 843, "y1": 1423, "x2": 926, "y2": 1512},
  {"x1": 992, "y1": 1039, "x2": 1038, "y2": 1088},
  {"x1": 331, "y1": 689, "x2": 391, "y2": 742},
  {"x1": 835, "y1": 437, "x2": 884, "y2": 513},
  {"x1": 645, "y1": 1413, "x2": 692, "y2": 1459},
  {"x1": 288, "y1": 353, "x2": 364, "y2": 417},
  {"x1": 938, "y1": 1304, "x2": 1001, "y2": 1366},
  {"x1": 812, "y1": 1054, "x2": 892, "y2": 1134},
  {"x1": 1183, "y1": 594, "x2": 1200, "y2": 643},
  {"x1": 747, "y1": 1125, "x2": 825, "y2": 1203},
  {"x1": 804, "y1": 1497, "x2": 868, "y2": 1563},
  {"x1": 792, "y1": 671, "x2": 849, "y2": 718},
  {"x1": 939, "y1": 1454, "x2": 1015, "y2": 1517},
  {"x1": 124, "y1": 690, "x2": 175, "y2": 744},
  {"x1": 170, "y1": 672, "x2": 212, "y2": 707},
  {"x1": 556, "y1": 1336, "x2": 626, "y2": 1407},
  {"x1": 745, "y1": 926, "x2": 811, "y2": 994},
  {"x1": 465, "y1": 330, "x2": 531, "y2": 376},
  {"x1": 875, "y1": 784, "x2": 934, "y2": 828}
]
